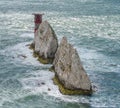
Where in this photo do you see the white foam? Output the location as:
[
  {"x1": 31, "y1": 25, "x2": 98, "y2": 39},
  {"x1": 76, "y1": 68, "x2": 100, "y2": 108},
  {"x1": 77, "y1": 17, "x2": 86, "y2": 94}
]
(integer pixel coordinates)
[
  {"x1": 1, "y1": 42, "x2": 84, "y2": 103},
  {"x1": 0, "y1": 42, "x2": 45, "y2": 67},
  {"x1": 19, "y1": 33, "x2": 34, "y2": 38},
  {"x1": 19, "y1": 69, "x2": 89, "y2": 103}
]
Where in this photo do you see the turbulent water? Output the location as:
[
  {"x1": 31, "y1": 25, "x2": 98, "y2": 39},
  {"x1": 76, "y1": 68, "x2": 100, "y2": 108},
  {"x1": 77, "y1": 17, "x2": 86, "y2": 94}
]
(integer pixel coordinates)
[{"x1": 0, "y1": 0, "x2": 120, "y2": 108}]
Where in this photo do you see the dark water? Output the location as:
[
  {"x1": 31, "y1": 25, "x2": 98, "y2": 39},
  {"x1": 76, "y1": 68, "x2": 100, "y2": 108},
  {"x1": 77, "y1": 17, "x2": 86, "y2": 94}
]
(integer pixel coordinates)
[{"x1": 0, "y1": 0, "x2": 120, "y2": 108}]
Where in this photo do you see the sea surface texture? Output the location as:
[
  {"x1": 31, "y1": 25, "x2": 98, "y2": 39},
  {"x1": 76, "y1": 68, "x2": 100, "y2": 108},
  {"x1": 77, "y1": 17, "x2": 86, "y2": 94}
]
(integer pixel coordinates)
[{"x1": 0, "y1": 0, "x2": 120, "y2": 108}]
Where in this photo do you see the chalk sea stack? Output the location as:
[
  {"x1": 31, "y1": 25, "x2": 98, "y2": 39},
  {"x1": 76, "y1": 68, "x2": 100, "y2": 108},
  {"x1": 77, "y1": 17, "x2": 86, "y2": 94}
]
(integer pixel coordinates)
[
  {"x1": 30, "y1": 19, "x2": 92, "y2": 95},
  {"x1": 31, "y1": 20, "x2": 58, "y2": 64},
  {"x1": 53, "y1": 37, "x2": 92, "y2": 95}
]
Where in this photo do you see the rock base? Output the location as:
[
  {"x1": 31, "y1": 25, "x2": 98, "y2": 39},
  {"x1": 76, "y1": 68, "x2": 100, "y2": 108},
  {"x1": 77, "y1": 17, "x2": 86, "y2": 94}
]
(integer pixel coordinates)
[
  {"x1": 29, "y1": 43, "x2": 54, "y2": 64},
  {"x1": 29, "y1": 43, "x2": 35, "y2": 50},
  {"x1": 53, "y1": 75, "x2": 92, "y2": 95},
  {"x1": 33, "y1": 51, "x2": 54, "y2": 64}
]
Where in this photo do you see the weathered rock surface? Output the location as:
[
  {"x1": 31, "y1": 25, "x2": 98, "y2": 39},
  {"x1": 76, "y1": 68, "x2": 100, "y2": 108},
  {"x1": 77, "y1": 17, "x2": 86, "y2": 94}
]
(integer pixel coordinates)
[
  {"x1": 53, "y1": 37, "x2": 92, "y2": 95},
  {"x1": 33, "y1": 20, "x2": 58, "y2": 63}
]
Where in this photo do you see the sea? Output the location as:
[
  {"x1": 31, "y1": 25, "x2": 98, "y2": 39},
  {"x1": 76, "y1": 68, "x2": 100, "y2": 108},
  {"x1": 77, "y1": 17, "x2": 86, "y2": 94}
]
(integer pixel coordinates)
[{"x1": 0, "y1": 0, "x2": 120, "y2": 108}]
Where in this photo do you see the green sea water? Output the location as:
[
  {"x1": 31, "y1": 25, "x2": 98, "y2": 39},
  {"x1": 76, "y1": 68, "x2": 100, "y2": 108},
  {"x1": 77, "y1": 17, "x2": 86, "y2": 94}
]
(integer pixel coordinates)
[{"x1": 0, "y1": 0, "x2": 120, "y2": 108}]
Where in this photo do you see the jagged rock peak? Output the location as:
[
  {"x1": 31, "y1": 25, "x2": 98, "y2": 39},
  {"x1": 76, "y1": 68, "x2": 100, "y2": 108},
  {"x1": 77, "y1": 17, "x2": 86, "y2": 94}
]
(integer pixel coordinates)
[{"x1": 53, "y1": 36, "x2": 92, "y2": 95}]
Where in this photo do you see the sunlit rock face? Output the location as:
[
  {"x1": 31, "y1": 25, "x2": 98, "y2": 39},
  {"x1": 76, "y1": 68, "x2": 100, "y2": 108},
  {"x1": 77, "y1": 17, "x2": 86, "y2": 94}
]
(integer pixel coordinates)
[
  {"x1": 34, "y1": 20, "x2": 58, "y2": 63},
  {"x1": 53, "y1": 37, "x2": 92, "y2": 94}
]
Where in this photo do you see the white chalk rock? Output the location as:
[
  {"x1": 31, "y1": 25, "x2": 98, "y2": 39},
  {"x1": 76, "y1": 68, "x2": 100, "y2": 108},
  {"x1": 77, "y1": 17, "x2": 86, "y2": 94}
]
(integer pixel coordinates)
[
  {"x1": 34, "y1": 20, "x2": 58, "y2": 59},
  {"x1": 53, "y1": 37, "x2": 92, "y2": 91}
]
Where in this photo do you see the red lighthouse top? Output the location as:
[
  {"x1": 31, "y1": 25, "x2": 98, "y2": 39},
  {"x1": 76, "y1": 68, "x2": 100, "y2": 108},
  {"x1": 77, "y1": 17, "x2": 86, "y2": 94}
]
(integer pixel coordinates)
[
  {"x1": 33, "y1": 13, "x2": 44, "y2": 33},
  {"x1": 32, "y1": 13, "x2": 44, "y2": 24}
]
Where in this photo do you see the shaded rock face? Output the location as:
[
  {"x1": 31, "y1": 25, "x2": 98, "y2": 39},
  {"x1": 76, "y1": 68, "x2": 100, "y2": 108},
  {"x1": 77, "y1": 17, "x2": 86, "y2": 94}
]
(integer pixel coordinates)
[
  {"x1": 53, "y1": 37, "x2": 92, "y2": 92},
  {"x1": 34, "y1": 20, "x2": 58, "y2": 60}
]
